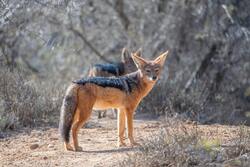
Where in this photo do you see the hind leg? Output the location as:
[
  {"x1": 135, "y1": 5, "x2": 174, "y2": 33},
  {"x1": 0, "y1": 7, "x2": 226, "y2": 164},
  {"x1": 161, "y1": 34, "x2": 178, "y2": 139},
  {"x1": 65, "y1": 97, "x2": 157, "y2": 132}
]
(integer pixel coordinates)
[
  {"x1": 98, "y1": 110, "x2": 107, "y2": 119},
  {"x1": 71, "y1": 119, "x2": 82, "y2": 151},
  {"x1": 73, "y1": 113, "x2": 92, "y2": 151},
  {"x1": 98, "y1": 110, "x2": 102, "y2": 119},
  {"x1": 102, "y1": 110, "x2": 107, "y2": 118},
  {"x1": 72, "y1": 103, "x2": 93, "y2": 151}
]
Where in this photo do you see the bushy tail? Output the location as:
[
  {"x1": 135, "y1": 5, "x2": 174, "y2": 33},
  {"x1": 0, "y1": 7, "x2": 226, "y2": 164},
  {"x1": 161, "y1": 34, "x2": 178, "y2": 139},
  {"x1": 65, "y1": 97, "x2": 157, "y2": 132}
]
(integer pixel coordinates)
[{"x1": 59, "y1": 84, "x2": 78, "y2": 143}]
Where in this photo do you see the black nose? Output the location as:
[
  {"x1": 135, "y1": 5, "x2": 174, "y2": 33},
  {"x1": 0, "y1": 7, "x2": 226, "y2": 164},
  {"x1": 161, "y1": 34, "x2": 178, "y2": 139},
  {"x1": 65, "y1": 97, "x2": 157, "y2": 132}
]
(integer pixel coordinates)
[{"x1": 152, "y1": 76, "x2": 157, "y2": 80}]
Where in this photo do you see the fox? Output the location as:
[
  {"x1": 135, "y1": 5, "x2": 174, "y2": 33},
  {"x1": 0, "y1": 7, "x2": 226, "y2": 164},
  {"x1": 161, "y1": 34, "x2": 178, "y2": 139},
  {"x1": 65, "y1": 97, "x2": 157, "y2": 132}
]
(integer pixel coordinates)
[
  {"x1": 88, "y1": 48, "x2": 141, "y2": 119},
  {"x1": 59, "y1": 50, "x2": 169, "y2": 151}
]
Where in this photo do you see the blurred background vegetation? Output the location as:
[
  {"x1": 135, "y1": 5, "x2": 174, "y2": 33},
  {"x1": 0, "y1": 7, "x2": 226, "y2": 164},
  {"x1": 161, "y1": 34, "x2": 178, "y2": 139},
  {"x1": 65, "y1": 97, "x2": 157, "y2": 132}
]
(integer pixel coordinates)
[{"x1": 0, "y1": 0, "x2": 250, "y2": 130}]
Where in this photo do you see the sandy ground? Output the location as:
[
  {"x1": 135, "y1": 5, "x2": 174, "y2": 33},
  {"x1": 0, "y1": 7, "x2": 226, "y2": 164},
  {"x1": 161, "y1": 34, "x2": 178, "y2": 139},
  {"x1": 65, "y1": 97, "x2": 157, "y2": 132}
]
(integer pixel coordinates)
[
  {"x1": 1, "y1": 113, "x2": 249, "y2": 167},
  {"x1": 0, "y1": 113, "x2": 161, "y2": 167}
]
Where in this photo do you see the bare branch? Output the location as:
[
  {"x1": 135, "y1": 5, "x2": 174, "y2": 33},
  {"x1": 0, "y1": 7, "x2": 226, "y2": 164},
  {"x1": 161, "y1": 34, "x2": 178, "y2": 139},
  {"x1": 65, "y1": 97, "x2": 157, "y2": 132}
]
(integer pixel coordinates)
[
  {"x1": 48, "y1": 14, "x2": 112, "y2": 63},
  {"x1": 68, "y1": 24, "x2": 112, "y2": 63},
  {"x1": 222, "y1": 4, "x2": 250, "y2": 41},
  {"x1": 105, "y1": 0, "x2": 130, "y2": 30},
  {"x1": 21, "y1": 56, "x2": 39, "y2": 73},
  {"x1": 183, "y1": 44, "x2": 219, "y2": 93}
]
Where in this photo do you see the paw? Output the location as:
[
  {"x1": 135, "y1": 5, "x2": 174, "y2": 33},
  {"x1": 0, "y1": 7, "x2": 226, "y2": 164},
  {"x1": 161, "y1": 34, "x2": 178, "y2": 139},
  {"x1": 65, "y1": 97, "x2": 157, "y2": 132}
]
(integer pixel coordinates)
[
  {"x1": 74, "y1": 146, "x2": 83, "y2": 152},
  {"x1": 130, "y1": 141, "x2": 140, "y2": 147},
  {"x1": 117, "y1": 142, "x2": 127, "y2": 147},
  {"x1": 64, "y1": 143, "x2": 74, "y2": 151}
]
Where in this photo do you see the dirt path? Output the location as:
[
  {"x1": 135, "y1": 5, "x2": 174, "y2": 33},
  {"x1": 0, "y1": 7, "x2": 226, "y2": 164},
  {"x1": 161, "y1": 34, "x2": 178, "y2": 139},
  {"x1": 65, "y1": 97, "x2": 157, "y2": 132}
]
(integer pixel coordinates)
[
  {"x1": 1, "y1": 113, "x2": 249, "y2": 167},
  {"x1": 0, "y1": 114, "x2": 160, "y2": 167}
]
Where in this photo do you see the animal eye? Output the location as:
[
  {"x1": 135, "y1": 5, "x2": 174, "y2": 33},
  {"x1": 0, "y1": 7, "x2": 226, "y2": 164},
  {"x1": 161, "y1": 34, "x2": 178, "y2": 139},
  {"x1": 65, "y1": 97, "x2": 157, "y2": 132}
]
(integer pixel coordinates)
[
  {"x1": 155, "y1": 69, "x2": 159, "y2": 73},
  {"x1": 146, "y1": 69, "x2": 151, "y2": 73}
]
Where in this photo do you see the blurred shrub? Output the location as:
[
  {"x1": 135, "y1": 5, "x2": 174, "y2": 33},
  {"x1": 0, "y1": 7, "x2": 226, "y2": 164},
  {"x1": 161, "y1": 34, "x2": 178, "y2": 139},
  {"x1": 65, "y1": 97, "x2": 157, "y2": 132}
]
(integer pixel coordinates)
[
  {"x1": 137, "y1": 80, "x2": 203, "y2": 122},
  {"x1": 0, "y1": 66, "x2": 64, "y2": 130}
]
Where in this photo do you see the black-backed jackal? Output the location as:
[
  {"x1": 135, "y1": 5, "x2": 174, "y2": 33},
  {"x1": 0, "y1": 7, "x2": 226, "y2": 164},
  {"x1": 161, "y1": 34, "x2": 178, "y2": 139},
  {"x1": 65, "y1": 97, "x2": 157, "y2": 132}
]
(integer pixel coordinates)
[
  {"x1": 88, "y1": 48, "x2": 141, "y2": 118},
  {"x1": 88, "y1": 48, "x2": 141, "y2": 77},
  {"x1": 59, "y1": 50, "x2": 169, "y2": 151}
]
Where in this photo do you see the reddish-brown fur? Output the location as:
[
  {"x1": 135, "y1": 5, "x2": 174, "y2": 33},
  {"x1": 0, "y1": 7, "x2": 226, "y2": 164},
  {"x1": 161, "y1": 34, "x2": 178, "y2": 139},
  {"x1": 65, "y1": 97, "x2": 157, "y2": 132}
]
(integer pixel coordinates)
[
  {"x1": 59, "y1": 50, "x2": 169, "y2": 151},
  {"x1": 88, "y1": 48, "x2": 141, "y2": 119}
]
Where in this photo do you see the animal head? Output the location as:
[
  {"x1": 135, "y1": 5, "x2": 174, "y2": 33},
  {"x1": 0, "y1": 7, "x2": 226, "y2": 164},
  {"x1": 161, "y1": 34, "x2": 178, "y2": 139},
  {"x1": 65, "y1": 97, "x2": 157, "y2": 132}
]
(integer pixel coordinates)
[
  {"x1": 131, "y1": 50, "x2": 169, "y2": 82},
  {"x1": 121, "y1": 48, "x2": 141, "y2": 74}
]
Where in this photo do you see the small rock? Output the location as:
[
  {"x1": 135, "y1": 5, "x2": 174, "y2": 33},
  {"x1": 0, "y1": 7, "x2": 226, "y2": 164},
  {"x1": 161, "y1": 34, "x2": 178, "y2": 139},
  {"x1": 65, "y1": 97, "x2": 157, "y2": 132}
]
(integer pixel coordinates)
[
  {"x1": 43, "y1": 156, "x2": 48, "y2": 160},
  {"x1": 48, "y1": 144, "x2": 54, "y2": 148},
  {"x1": 30, "y1": 144, "x2": 39, "y2": 150},
  {"x1": 50, "y1": 137, "x2": 58, "y2": 141}
]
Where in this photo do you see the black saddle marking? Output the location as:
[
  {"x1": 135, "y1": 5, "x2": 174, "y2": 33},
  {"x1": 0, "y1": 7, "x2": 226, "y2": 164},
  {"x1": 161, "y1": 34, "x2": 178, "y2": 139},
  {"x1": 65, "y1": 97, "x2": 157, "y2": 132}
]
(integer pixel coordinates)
[
  {"x1": 73, "y1": 73, "x2": 139, "y2": 93},
  {"x1": 94, "y1": 63, "x2": 124, "y2": 76}
]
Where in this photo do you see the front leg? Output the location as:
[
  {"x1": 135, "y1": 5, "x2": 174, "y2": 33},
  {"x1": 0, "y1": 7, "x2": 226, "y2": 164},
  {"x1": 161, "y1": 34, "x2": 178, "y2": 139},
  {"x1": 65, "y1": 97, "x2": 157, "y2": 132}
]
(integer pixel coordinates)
[
  {"x1": 117, "y1": 108, "x2": 126, "y2": 147},
  {"x1": 126, "y1": 110, "x2": 139, "y2": 147}
]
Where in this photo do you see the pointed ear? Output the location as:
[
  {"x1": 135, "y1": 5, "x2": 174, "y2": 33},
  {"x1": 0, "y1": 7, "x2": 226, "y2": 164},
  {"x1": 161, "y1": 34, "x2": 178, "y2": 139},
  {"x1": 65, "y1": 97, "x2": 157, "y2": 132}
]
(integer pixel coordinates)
[
  {"x1": 154, "y1": 50, "x2": 169, "y2": 66},
  {"x1": 134, "y1": 48, "x2": 142, "y2": 57},
  {"x1": 121, "y1": 48, "x2": 130, "y2": 62},
  {"x1": 131, "y1": 53, "x2": 147, "y2": 69}
]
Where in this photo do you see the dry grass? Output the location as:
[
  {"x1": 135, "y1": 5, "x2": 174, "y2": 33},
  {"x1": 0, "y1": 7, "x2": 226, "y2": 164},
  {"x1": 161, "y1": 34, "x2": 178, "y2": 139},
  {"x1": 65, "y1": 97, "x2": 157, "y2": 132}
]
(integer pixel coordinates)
[
  {"x1": 120, "y1": 118, "x2": 250, "y2": 167},
  {"x1": 0, "y1": 66, "x2": 64, "y2": 130},
  {"x1": 138, "y1": 80, "x2": 202, "y2": 123}
]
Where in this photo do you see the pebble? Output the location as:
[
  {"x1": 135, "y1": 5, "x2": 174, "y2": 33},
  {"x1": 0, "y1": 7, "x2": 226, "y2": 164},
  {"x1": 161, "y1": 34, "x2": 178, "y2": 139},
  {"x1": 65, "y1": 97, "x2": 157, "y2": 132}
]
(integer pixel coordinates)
[
  {"x1": 30, "y1": 144, "x2": 39, "y2": 150},
  {"x1": 48, "y1": 144, "x2": 54, "y2": 148}
]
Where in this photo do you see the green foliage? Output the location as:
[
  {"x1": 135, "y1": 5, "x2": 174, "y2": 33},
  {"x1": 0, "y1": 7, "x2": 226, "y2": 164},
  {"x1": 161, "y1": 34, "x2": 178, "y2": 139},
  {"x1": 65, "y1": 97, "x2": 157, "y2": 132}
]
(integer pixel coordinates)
[{"x1": 199, "y1": 139, "x2": 221, "y2": 152}]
